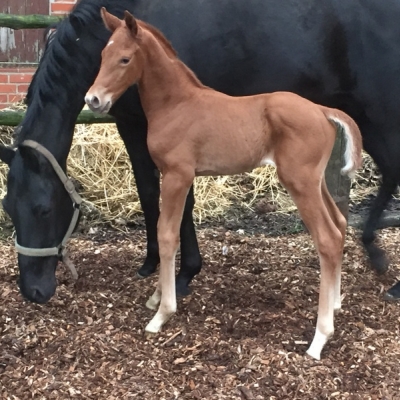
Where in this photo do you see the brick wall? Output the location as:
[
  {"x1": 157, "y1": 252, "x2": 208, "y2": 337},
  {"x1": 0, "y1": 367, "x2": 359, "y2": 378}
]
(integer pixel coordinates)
[
  {"x1": 0, "y1": 67, "x2": 36, "y2": 108},
  {"x1": 0, "y1": 0, "x2": 77, "y2": 109},
  {"x1": 50, "y1": 0, "x2": 76, "y2": 16}
]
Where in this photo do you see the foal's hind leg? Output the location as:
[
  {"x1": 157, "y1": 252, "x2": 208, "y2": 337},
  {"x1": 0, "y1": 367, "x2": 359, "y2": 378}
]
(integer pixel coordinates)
[
  {"x1": 145, "y1": 170, "x2": 194, "y2": 333},
  {"x1": 279, "y1": 171, "x2": 343, "y2": 360},
  {"x1": 321, "y1": 180, "x2": 347, "y2": 313}
]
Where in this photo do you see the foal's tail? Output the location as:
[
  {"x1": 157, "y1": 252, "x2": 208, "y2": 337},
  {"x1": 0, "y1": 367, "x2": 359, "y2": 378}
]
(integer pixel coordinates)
[{"x1": 321, "y1": 107, "x2": 363, "y2": 179}]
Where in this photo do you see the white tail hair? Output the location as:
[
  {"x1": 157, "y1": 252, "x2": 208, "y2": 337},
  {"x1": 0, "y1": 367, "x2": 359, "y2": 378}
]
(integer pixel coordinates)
[{"x1": 327, "y1": 116, "x2": 358, "y2": 179}]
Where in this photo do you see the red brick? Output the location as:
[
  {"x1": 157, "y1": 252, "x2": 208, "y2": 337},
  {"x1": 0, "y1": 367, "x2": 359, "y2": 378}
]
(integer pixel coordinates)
[
  {"x1": 0, "y1": 84, "x2": 17, "y2": 94},
  {"x1": 9, "y1": 94, "x2": 26, "y2": 103},
  {"x1": 17, "y1": 84, "x2": 30, "y2": 93},
  {"x1": 0, "y1": 94, "x2": 8, "y2": 103},
  {"x1": 9, "y1": 74, "x2": 33, "y2": 83},
  {"x1": 51, "y1": 3, "x2": 74, "y2": 13},
  {"x1": 0, "y1": 75, "x2": 8, "y2": 83}
]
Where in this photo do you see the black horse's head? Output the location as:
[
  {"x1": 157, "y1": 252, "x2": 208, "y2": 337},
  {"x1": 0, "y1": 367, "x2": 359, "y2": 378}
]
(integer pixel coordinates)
[
  {"x1": 0, "y1": 0, "x2": 124, "y2": 303},
  {"x1": 0, "y1": 143, "x2": 78, "y2": 303}
]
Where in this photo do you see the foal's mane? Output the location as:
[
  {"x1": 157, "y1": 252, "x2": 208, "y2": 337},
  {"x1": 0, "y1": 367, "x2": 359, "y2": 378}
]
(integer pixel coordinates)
[
  {"x1": 138, "y1": 20, "x2": 178, "y2": 59},
  {"x1": 138, "y1": 20, "x2": 205, "y2": 89}
]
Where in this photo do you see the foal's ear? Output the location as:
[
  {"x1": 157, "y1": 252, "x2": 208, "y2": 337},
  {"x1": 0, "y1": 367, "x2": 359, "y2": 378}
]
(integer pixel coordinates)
[
  {"x1": 0, "y1": 146, "x2": 15, "y2": 166},
  {"x1": 124, "y1": 11, "x2": 138, "y2": 37},
  {"x1": 100, "y1": 7, "x2": 121, "y2": 32}
]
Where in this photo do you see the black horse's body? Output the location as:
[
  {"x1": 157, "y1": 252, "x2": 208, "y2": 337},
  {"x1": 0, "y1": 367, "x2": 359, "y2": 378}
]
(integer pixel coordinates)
[{"x1": 2, "y1": 0, "x2": 400, "y2": 302}]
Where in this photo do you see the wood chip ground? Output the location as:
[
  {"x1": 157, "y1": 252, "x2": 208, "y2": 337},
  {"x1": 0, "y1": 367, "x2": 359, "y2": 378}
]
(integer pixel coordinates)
[{"x1": 1, "y1": 225, "x2": 400, "y2": 399}]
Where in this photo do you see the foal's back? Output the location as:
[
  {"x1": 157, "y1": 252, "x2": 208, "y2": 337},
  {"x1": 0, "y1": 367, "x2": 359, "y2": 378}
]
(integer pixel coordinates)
[{"x1": 152, "y1": 89, "x2": 338, "y2": 177}]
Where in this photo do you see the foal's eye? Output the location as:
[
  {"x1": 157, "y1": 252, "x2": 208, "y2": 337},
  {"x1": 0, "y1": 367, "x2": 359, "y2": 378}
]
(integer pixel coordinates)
[{"x1": 120, "y1": 57, "x2": 130, "y2": 65}]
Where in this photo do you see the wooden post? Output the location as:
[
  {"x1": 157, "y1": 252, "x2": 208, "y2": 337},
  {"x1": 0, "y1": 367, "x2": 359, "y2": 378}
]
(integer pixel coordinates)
[{"x1": 325, "y1": 126, "x2": 351, "y2": 219}]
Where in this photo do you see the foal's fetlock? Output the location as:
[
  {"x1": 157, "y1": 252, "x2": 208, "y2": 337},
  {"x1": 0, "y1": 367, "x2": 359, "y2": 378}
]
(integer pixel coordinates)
[
  {"x1": 334, "y1": 298, "x2": 342, "y2": 315},
  {"x1": 306, "y1": 327, "x2": 334, "y2": 360},
  {"x1": 146, "y1": 288, "x2": 161, "y2": 310},
  {"x1": 146, "y1": 295, "x2": 160, "y2": 310},
  {"x1": 333, "y1": 306, "x2": 342, "y2": 316},
  {"x1": 145, "y1": 306, "x2": 176, "y2": 334}
]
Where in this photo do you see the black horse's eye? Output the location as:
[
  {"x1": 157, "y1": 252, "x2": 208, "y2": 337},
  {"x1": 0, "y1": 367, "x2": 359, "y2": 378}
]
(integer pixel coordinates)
[
  {"x1": 33, "y1": 205, "x2": 51, "y2": 218},
  {"x1": 120, "y1": 57, "x2": 130, "y2": 65}
]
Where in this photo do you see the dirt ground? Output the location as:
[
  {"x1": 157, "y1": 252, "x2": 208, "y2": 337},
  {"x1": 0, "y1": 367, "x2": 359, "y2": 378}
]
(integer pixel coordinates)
[{"x1": 1, "y1": 216, "x2": 400, "y2": 399}]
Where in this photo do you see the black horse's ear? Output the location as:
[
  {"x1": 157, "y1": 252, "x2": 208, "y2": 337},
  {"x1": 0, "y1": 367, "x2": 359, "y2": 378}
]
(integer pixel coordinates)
[
  {"x1": 18, "y1": 145, "x2": 41, "y2": 173},
  {"x1": 0, "y1": 146, "x2": 16, "y2": 166},
  {"x1": 101, "y1": 7, "x2": 121, "y2": 32},
  {"x1": 124, "y1": 11, "x2": 138, "y2": 36}
]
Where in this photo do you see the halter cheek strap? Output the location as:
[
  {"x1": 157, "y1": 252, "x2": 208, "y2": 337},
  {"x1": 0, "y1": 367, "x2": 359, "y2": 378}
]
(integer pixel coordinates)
[{"x1": 14, "y1": 140, "x2": 83, "y2": 279}]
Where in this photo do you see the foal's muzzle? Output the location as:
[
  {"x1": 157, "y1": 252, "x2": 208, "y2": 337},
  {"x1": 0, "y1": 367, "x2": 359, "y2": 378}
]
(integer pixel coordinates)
[{"x1": 85, "y1": 93, "x2": 112, "y2": 114}]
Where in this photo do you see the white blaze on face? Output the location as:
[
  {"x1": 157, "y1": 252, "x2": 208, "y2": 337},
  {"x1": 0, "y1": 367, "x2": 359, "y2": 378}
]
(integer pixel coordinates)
[{"x1": 107, "y1": 40, "x2": 114, "y2": 47}]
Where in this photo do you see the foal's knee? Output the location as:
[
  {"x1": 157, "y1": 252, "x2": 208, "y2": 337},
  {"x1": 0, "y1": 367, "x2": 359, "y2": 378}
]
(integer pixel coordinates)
[
  {"x1": 317, "y1": 229, "x2": 343, "y2": 265},
  {"x1": 158, "y1": 231, "x2": 180, "y2": 256}
]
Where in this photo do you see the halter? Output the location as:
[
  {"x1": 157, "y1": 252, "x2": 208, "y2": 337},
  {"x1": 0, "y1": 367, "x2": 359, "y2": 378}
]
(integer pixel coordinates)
[{"x1": 14, "y1": 140, "x2": 82, "y2": 279}]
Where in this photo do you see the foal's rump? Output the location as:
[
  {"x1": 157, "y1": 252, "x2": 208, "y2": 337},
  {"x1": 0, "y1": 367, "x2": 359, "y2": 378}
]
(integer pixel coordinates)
[{"x1": 261, "y1": 92, "x2": 362, "y2": 180}]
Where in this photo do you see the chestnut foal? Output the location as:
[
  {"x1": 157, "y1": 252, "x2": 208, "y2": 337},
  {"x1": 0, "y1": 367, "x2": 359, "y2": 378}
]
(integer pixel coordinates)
[{"x1": 86, "y1": 9, "x2": 362, "y2": 360}]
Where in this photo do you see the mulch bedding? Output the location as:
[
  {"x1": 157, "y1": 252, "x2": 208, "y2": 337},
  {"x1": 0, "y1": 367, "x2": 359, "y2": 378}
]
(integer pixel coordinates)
[{"x1": 1, "y1": 224, "x2": 400, "y2": 400}]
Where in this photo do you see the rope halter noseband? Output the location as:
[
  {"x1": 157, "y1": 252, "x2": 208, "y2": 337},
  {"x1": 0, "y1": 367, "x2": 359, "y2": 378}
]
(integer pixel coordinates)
[{"x1": 14, "y1": 140, "x2": 82, "y2": 279}]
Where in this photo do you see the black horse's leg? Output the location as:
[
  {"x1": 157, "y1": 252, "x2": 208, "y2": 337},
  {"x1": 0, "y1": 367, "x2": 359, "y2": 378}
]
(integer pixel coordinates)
[
  {"x1": 384, "y1": 280, "x2": 400, "y2": 301},
  {"x1": 176, "y1": 185, "x2": 202, "y2": 296},
  {"x1": 115, "y1": 117, "x2": 202, "y2": 295},
  {"x1": 362, "y1": 174, "x2": 397, "y2": 274},
  {"x1": 116, "y1": 118, "x2": 160, "y2": 276}
]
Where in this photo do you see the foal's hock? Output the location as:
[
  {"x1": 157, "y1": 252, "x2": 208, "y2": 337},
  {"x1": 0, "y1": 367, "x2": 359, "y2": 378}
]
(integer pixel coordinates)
[{"x1": 86, "y1": 8, "x2": 363, "y2": 360}]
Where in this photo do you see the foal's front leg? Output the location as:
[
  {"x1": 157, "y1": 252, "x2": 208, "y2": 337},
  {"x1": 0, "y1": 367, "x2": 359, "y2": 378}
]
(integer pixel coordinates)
[{"x1": 145, "y1": 170, "x2": 194, "y2": 333}]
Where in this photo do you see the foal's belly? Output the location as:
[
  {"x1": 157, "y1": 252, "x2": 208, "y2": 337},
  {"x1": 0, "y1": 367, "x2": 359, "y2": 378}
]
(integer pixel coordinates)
[{"x1": 194, "y1": 138, "x2": 269, "y2": 177}]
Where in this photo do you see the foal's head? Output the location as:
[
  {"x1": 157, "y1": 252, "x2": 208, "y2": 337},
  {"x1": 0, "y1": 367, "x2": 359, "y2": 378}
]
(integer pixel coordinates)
[{"x1": 85, "y1": 8, "x2": 143, "y2": 114}]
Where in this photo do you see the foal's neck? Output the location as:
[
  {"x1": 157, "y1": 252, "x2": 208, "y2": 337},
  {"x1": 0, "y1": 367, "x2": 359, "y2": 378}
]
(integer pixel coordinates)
[{"x1": 137, "y1": 26, "x2": 205, "y2": 116}]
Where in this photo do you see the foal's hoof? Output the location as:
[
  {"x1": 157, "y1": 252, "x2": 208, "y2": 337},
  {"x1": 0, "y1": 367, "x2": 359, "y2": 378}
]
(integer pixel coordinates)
[
  {"x1": 383, "y1": 281, "x2": 400, "y2": 301},
  {"x1": 144, "y1": 330, "x2": 158, "y2": 340}
]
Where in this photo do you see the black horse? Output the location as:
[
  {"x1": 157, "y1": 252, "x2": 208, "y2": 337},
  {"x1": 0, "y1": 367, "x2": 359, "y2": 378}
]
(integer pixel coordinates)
[{"x1": 1, "y1": 0, "x2": 400, "y2": 303}]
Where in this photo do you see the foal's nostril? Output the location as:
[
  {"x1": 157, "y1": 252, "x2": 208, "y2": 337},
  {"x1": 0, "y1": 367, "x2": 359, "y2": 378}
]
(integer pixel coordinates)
[{"x1": 91, "y1": 95, "x2": 100, "y2": 108}]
